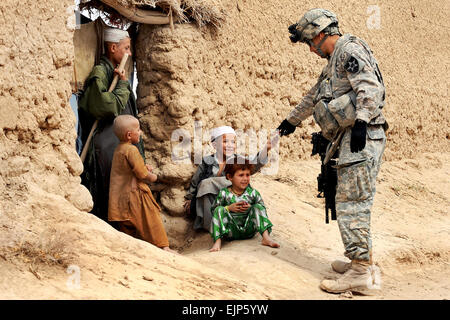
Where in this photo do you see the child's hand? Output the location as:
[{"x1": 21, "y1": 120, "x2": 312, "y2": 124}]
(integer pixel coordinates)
[
  {"x1": 144, "y1": 172, "x2": 157, "y2": 183},
  {"x1": 217, "y1": 162, "x2": 226, "y2": 177},
  {"x1": 266, "y1": 139, "x2": 272, "y2": 152},
  {"x1": 184, "y1": 200, "x2": 191, "y2": 214},
  {"x1": 228, "y1": 201, "x2": 250, "y2": 213},
  {"x1": 146, "y1": 164, "x2": 153, "y2": 172},
  {"x1": 265, "y1": 131, "x2": 280, "y2": 153}
]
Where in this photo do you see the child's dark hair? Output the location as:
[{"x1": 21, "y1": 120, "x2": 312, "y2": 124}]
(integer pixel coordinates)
[{"x1": 224, "y1": 157, "x2": 255, "y2": 178}]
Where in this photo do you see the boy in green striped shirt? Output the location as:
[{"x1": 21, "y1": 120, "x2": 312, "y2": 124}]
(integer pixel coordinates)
[{"x1": 209, "y1": 158, "x2": 280, "y2": 252}]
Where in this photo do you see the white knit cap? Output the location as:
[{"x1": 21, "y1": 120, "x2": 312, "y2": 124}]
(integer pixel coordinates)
[
  {"x1": 104, "y1": 27, "x2": 130, "y2": 43},
  {"x1": 210, "y1": 126, "x2": 236, "y2": 142}
]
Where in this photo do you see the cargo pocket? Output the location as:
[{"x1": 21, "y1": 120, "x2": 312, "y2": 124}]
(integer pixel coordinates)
[
  {"x1": 328, "y1": 91, "x2": 356, "y2": 128},
  {"x1": 367, "y1": 125, "x2": 385, "y2": 141},
  {"x1": 336, "y1": 160, "x2": 373, "y2": 203},
  {"x1": 313, "y1": 100, "x2": 339, "y2": 141}
]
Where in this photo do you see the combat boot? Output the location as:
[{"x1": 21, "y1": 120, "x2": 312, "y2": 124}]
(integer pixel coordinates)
[
  {"x1": 331, "y1": 260, "x2": 351, "y2": 274},
  {"x1": 320, "y1": 260, "x2": 377, "y2": 294},
  {"x1": 332, "y1": 250, "x2": 374, "y2": 273}
]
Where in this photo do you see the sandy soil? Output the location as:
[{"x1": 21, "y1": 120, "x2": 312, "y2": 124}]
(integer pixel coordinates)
[{"x1": 1, "y1": 152, "x2": 448, "y2": 300}]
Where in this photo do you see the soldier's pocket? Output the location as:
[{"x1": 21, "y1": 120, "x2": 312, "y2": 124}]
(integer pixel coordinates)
[
  {"x1": 336, "y1": 160, "x2": 373, "y2": 202},
  {"x1": 367, "y1": 125, "x2": 385, "y2": 140}
]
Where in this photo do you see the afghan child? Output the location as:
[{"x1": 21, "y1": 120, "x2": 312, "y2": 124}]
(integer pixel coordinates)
[
  {"x1": 79, "y1": 27, "x2": 145, "y2": 223},
  {"x1": 209, "y1": 158, "x2": 280, "y2": 252},
  {"x1": 108, "y1": 115, "x2": 177, "y2": 254},
  {"x1": 184, "y1": 126, "x2": 274, "y2": 232}
]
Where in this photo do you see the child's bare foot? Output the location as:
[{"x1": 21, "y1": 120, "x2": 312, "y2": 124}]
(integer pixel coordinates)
[
  {"x1": 209, "y1": 239, "x2": 221, "y2": 252},
  {"x1": 261, "y1": 231, "x2": 280, "y2": 248},
  {"x1": 261, "y1": 237, "x2": 280, "y2": 248},
  {"x1": 163, "y1": 247, "x2": 180, "y2": 255}
]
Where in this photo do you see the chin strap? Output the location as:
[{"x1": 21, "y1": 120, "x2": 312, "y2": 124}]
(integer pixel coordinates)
[{"x1": 313, "y1": 34, "x2": 330, "y2": 58}]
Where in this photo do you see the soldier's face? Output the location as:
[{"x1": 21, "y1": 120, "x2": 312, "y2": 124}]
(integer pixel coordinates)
[{"x1": 308, "y1": 33, "x2": 326, "y2": 57}]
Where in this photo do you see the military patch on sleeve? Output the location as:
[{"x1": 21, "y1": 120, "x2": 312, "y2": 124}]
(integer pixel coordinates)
[{"x1": 344, "y1": 56, "x2": 360, "y2": 73}]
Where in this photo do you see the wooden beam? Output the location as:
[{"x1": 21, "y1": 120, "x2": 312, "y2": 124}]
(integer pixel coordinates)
[{"x1": 100, "y1": 0, "x2": 172, "y2": 24}]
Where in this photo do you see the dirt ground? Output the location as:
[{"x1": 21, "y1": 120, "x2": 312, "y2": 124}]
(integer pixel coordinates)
[{"x1": 1, "y1": 152, "x2": 448, "y2": 300}]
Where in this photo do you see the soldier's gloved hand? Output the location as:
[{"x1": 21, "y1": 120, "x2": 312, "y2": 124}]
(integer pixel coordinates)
[
  {"x1": 350, "y1": 119, "x2": 367, "y2": 153},
  {"x1": 277, "y1": 119, "x2": 296, "y2": 137}
]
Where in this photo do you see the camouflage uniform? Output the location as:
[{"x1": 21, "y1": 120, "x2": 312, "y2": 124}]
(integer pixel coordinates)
[{"x1": 287, "y1": 34, "x2": 387, "y2": 262}]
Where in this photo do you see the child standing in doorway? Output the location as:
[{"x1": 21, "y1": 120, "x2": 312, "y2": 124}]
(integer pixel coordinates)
[{"x1": 109, "y1": 115, "x2": 178, "y2": 254}]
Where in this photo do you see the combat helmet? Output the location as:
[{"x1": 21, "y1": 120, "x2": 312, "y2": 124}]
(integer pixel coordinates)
[{"x1": 288, "y1": 8, "x2": 341, "y2": 58}]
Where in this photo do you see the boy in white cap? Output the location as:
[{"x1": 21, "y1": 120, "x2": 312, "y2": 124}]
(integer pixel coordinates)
[
  {"x1": 184, "y1": 126, "x2": 272, "y2": 232},
  {"x1": 79, "y1": 27, "x2": 145, "y2": 224}
]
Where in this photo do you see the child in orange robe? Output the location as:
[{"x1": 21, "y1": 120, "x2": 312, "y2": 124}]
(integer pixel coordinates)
[{"x1": 109, "y1": 115, "x2": 177, "y2": 254}]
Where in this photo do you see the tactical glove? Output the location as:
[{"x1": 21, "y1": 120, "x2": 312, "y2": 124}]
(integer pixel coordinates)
[
  {"x1": 350, "y1": 119, "x2": 367, "y2": 153},
  {"x1": 277, "y1": 119, "x2": 296, "y2": 137}
]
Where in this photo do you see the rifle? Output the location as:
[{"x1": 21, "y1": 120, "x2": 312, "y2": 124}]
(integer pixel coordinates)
[{"x1": 311, "y1": 132, "x2": 338, "y2": 224}]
